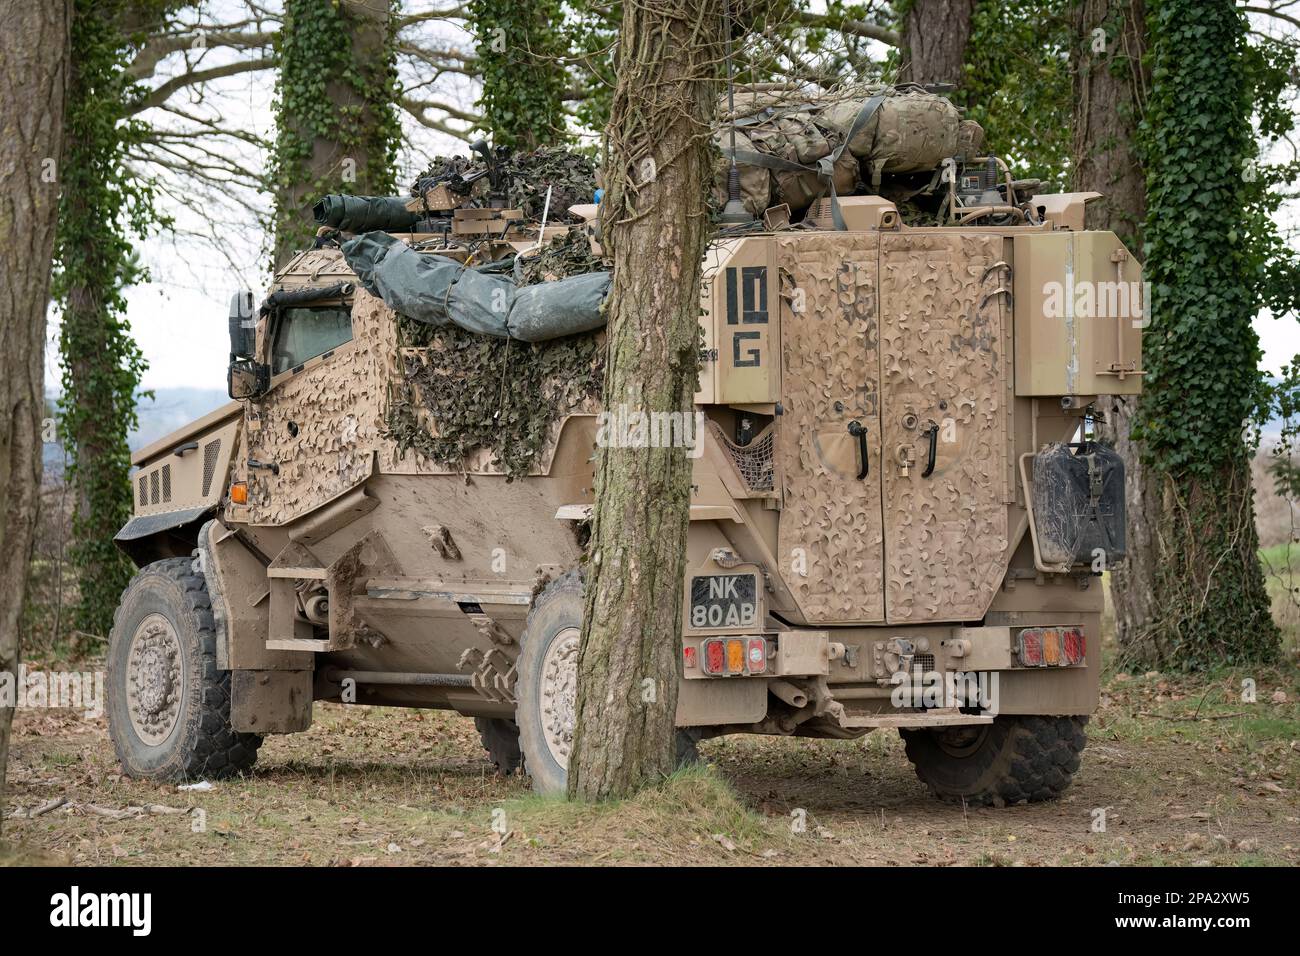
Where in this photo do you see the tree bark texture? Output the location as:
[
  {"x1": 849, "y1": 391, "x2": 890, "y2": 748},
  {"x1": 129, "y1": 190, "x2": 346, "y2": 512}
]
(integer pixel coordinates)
[
  {"x1": 1069, "y1": 0, "x2": 1161, "y2": 657},
  {"x1": 0, "y1": 0, "x2": 71, "y2": 835},
  {"x1": 899, "y1": 0, "x2": 975, "y2": 87},
  {"x1": 567, "y1": 0, "x2": 725, "y2": 800}
]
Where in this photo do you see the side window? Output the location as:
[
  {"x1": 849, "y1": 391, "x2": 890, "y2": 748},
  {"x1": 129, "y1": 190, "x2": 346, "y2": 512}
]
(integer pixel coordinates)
[{"x1": 270, "y1": 306, "x2": 353, "y2": 375}]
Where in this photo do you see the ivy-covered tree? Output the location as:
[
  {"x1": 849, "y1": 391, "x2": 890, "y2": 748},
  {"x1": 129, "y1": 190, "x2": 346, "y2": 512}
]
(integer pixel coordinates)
[
  {"x1": 270, "y1": 0, "x2": 401, "y2": 267},
  {"x1": 52, "y1": 0, "x2": 168, "y2": 641},
  {"x1": 1070, "y1": 0, "x2": 1159, "y2": 656},
  {"x1": 1132, "y1": 0, "x2": 1278, "y2": 667},
  {"x1": 469, "y1": 0, "x2": 570, "y2": 148}
]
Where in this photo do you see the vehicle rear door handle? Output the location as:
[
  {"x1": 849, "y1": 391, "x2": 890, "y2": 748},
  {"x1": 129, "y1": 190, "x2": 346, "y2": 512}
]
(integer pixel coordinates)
[
  {"x1": 921, "y1": 422, "x2": 938, "y2": 478},
  {"x1": 847, "y1": 420, "x2": 868, "y2": 480}
]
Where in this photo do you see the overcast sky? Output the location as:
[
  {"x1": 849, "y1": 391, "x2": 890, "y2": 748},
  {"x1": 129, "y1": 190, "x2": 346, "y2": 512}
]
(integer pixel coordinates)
[{"x1": 42, "y1": 3, "x2": 1300, "y2": 396}]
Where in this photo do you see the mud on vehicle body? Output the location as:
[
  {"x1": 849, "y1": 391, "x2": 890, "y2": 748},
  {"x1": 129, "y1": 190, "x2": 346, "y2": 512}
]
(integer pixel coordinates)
[{"x1": 110, "y1": 187, "x2": 1141, "y2": 800}]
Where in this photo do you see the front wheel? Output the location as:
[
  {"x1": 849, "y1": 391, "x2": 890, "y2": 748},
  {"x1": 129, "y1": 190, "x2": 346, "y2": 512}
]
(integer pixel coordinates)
[
  {"x1": 107, "y1": 557, "x2": 261, "y2": 781},
  {"x1": 900, "y1": 715, "x2": 1087, "y2": 807}
]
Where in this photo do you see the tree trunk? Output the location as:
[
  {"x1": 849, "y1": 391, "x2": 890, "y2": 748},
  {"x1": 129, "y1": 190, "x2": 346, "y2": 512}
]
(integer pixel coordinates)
[
  {"x1": 272, "y1": 0, "x2": 400, "y2": 267},
  {"x1": 1069, "y1": 0, "x2": 1160, "y2": 655},
  {"x1": 567, "y1": 0, "x2": 724, "y2": 800},
  {"x1": 54, "y1": 0, "x2": 151, "y2": 641},
  {"x1": 0, "y1": 0, "x2": 71, "y2": 837},
  {"x1": 1127, "y1": 0, "x2": 1277, "y2": 668},
  {"x1": 898, "y1": 0, "x2": 975, "y2": 87}
]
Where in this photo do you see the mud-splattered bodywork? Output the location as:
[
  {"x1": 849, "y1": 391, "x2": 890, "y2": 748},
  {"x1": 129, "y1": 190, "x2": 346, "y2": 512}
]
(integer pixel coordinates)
[{"x1": 123, "y1": 215, "x2": 1142, "y2": 737}]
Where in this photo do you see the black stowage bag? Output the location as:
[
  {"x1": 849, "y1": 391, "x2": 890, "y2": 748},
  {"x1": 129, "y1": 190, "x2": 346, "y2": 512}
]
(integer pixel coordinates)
[
  {"x1": 1031, "y1": 441, "x2": 1126, "y2": 568},
  {"x1": 314, "y1": 195, "x2": 420, "y2": 233}
]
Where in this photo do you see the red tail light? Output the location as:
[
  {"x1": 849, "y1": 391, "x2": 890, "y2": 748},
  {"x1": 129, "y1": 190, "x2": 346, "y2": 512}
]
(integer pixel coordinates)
[
  {"x1": 1062, "y1": 627, "x2": 1086, "y2": 664},
  {"x1": 1018, "y1": 628, "x2": 1044, "y2": 665},
  {"x1": 1018, "y1": 627, "x2": 1086, "y2": 667},
  {"x1": 703, "y1": 640, "x2": 726, "y2": 675},
  {"x1": 700, "y1": 637, "x2": 767, "y2": 676}
]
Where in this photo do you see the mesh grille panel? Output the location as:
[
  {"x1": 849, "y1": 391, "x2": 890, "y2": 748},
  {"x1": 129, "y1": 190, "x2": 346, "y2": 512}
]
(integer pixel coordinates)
[
  {"x1": 912, "y1": 653, "x2": 936, "y2": 674},
  {"x1": 201, "y1": 439, "x2": 222, "y2": 497},
  {"x1": 149, "y1": 470, "x2": 159, "y2": 505},
  {"x1": 161, "y1": 464, "x2": 172, "y2": 503},
  {"x1": 707, "y1": 421, "x2": 774, "y2": 491},
  {"x1": 138, "y1": 475, "x2": 147, "y2": 508}
]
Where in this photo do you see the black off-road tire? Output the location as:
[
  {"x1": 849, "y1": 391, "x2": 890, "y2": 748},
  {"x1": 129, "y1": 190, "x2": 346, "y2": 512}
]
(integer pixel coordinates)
[
  {"x1": 475, "y1": 717, "x2": 522, "y2": 774},
  {"x1": 676, "y1": 727, "x2": 704, "y2": 767},
  {"x1": 107, "y1": 557, "x2": 262, "y2": 781},
  {"x1": 900, "y1": 715, "x2": 1087, "y2": 807},
  {"x1": 515, "y1": 570, "x2": 703, "y2": 795}
]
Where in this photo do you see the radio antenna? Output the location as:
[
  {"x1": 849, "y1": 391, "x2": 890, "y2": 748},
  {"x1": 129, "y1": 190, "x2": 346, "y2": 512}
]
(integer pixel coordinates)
[{"x1": 718, "y1": 19, "x2": 755, "y2": 225}]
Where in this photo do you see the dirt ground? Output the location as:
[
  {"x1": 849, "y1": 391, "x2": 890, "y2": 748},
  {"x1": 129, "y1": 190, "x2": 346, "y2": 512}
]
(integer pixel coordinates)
[{"x1": 3, "y1": 656, "x2": 1297, "y2": 867}]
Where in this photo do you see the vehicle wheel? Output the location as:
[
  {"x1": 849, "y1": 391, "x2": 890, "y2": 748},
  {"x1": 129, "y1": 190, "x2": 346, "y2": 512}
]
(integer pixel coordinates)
[
  {"x1": 900, "y1": 715, "x2": 1087, "y2": 807},
  {"x1": 107, "y1": 557, "x2": 261, "y2": 781},
  {"x1": 515, "y1": 570, "x2": 701, "y2": 795},
  {"x1": 475, "y1": 717, "x2": 522, "y2": 774}
]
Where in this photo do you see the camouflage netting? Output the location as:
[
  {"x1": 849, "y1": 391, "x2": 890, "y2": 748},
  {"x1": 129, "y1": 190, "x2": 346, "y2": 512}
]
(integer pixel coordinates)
[
  {"x1": 408, "y1": 146, "x2": 596, "y2": 223},
  {"x1": 515, "y1": 228, "x2": 606, "y2": 285},
  {"x1": 499, "y1": 147, "x2": 597, "y2": 222},
  {"x1": 387, "y1": 318, "x2": 604, "y2": 480},
  {"x1": 376, "y1": 145, "x2": 605, "y2": 474}
]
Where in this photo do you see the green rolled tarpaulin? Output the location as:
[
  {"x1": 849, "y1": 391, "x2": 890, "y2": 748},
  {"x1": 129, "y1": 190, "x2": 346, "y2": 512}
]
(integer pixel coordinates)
[
  {"x1": 341, "y1": 231, "x2": 609, "y2": 342},
  {"x1": 313, "y1": 195, "x2": 421, "y2": 233}
]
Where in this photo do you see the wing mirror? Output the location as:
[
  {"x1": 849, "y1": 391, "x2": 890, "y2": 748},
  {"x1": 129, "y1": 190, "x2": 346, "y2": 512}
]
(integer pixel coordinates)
[{"x1": 227, "y1": 290, "x2": 269, "y2": 400}]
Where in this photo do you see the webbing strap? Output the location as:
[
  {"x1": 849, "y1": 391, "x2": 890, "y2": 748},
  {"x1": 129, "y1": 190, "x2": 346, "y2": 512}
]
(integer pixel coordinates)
[
  {"x1": 817, "y1": 93, "x2": 884, "y2": 230},
  {"x1": 724, "y1": 93, "x2": 886, "y2": 230}
]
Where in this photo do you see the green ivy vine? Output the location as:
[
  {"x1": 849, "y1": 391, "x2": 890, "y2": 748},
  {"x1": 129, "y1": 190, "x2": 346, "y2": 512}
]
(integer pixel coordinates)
[
  {"x1": 269, "y1": 0, "x2": 402, "y2": 265},
  {"x1": 1131, "y1": 0, "x2": 1278, "y2": 667},
  {"x1": 470, "y1": 0, "x2": 570, "y2": 148},
  {"x1": 52, "y1": 0, "x2": 170, "y2": 641}
]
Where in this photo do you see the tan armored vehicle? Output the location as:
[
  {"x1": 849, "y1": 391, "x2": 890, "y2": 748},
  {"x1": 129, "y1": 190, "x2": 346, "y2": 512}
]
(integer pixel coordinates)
[{"x1": 108, "y1": 107, "x2": 1142, "y2": 804}]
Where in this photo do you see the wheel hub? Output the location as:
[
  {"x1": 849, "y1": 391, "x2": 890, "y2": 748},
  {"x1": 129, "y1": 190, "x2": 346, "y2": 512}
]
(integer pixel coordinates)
[
  {"x1": 934, "y1": 723, "x2": 989, "y2": 758},
  {"x1": 126, "y1": 614, "x2": 183, "y2": 746},
  {"x1": 539, "y1": 626, "x2": 580, "y2": 769}
]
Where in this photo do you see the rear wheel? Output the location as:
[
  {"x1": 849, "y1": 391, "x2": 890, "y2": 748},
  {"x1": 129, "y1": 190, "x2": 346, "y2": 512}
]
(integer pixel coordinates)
[
  {"x1": 900, "y1": 715, "x2": 1087, "y2": 807},
  {"x1": 514, "y1": 570, "x2": 702, "y2": 795},
  {"x1": 107, "y1": 557, "x2": 261, "y2": 781},
  {"x1": 475, "y1": 717, "x2": 522, "y2": 774}
]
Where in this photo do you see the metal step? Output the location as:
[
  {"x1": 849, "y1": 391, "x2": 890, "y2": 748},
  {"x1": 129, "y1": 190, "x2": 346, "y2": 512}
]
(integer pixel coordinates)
[
  {"x1": 266, "y1": 637, "x2": 330, "y2": 652},
  {"x1": 837, "y1": 708, "x2": 994, "y2": 730}
]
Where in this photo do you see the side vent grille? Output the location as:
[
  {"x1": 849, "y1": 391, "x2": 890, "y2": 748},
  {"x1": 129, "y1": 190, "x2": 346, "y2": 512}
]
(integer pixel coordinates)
[
  {"x1": 201, "y1": 439, "x2": 222, "y2": 497},
  {"x1": 138, "y1": 475, "x2": 148, "y2": 508},
  {"x1": 149, "y1": 470, "x2": 160, "y2": 505},
  {"x1": 161, "y1": 464, "x2": 172, "y2": 503}
]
